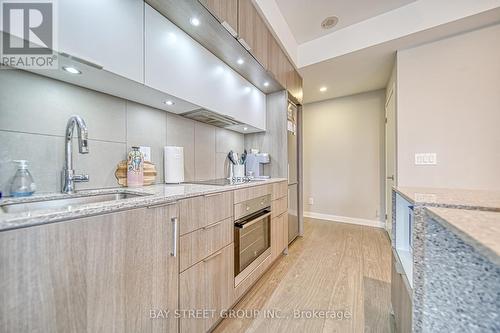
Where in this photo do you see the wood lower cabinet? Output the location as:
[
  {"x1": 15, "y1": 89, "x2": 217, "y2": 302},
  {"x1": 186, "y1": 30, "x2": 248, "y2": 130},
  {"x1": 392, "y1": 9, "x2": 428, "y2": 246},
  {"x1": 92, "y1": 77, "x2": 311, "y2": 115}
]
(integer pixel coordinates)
[
  {"x1": 180, "y1": 243, "x2": 234, "y2": 333},
  {"x1": 179, "y1": 191, "x2": 233, "y2": 235},
  {"x1": 0, "y1": 204, "x2": 179, "y2": 333},
  {"x1": 391, "y1": 251, "x2": 413, "y2": 333},
  {"x1": 180, "y1": 217, "x2": 233, "y2": 272},
  {"x1": 271, "y1": 212, "x2": 288, "y2": 261}
]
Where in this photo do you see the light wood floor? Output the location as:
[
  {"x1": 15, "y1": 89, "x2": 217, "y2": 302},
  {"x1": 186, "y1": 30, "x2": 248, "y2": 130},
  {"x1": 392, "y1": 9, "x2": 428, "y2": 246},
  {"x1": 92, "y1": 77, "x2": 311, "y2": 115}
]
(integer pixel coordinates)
[{"x1": 213, "y1": 218, "x2": 392, "y2": 333}]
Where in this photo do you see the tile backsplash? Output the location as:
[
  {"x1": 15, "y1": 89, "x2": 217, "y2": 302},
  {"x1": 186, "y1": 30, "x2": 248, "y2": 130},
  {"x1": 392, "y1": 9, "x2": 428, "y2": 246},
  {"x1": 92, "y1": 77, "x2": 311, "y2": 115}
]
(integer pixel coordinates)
[{"x1": 0, "y1": 70, "x2": 244, "y2": 194}]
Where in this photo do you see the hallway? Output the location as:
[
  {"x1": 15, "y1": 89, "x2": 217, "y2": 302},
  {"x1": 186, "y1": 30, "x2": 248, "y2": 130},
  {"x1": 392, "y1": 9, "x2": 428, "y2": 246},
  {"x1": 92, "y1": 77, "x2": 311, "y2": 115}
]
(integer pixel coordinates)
[{"x1": 214, "y1": 218, "x2": 393, "y2": 333}]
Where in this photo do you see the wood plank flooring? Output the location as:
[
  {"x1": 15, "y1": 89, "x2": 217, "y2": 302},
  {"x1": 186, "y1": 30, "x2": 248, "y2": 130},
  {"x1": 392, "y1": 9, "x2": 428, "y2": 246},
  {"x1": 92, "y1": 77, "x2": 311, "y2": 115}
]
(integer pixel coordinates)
[{"x1": 213, "y1": 218, "x2": 392, "y2": 333}]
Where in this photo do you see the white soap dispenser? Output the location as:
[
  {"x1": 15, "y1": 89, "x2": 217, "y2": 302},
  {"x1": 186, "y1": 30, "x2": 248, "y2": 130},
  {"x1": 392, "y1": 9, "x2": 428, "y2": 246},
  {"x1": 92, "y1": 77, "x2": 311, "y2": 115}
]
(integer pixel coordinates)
[{"x1": 9, "y1": 160, "x2": 36, "y2": 197}]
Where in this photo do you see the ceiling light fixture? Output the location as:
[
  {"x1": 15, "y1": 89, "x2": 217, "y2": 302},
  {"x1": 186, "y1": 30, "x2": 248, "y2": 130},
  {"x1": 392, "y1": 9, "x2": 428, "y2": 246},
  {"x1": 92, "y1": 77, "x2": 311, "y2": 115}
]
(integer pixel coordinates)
[
  {"x1": 237, "y1": 58, "x2": 244, "y2": 65},
  {"x1": 263, "y1": 82, "x2": 269, "y2": 87},
  {"x1": 190, "y1": 17, "x2": 200, "y2": 26},
  {"x1": 243, "y1": 127, "x2": 248, "y2": 131},
  {"x1": 320, "y1": 87, "x2": 327, "y2": 92},
  {"x1": 62, "y1": 66, "x2": 81, "y2": 75},
  {"x1": 321, "y1": 16, "x2": 339, "y2": 30},
  {"x1": 164, "y1": 100, "x2": 175, "y2": 106}
]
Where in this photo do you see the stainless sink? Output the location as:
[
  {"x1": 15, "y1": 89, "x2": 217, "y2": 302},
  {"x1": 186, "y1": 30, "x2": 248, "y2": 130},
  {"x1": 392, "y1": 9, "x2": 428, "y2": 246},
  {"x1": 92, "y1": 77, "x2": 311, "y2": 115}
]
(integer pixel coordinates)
[{"x1": 0, "y1": 192, "x2": 147, "y2": 214}]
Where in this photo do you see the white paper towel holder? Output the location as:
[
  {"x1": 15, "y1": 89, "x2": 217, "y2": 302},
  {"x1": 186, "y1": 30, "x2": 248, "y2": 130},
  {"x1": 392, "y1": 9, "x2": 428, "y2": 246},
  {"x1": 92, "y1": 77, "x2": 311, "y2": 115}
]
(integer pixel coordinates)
[{"x1": 164, "y1": 146, "x2": 184, "y2": 184}]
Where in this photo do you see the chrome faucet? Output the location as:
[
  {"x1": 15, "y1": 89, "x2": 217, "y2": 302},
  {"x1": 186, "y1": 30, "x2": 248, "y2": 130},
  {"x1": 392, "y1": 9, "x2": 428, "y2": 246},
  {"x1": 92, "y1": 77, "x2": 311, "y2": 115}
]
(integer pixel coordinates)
[{"x1": 62, "y1": 115, "x2": 89, "y2": 193}]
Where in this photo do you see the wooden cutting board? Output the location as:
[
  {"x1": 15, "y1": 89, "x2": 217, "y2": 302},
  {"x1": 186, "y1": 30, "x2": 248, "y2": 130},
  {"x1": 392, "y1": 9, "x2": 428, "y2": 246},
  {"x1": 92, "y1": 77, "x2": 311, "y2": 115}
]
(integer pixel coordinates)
[{"x1": 114, "y1": 160, "x2": 157, "y2": 186}]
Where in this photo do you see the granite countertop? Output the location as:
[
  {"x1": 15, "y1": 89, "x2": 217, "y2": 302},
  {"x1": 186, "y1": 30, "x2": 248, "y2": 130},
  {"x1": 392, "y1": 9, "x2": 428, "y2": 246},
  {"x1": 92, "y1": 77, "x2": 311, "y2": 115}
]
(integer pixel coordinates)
[
  {"x1": 394, "y1": 186, "x2": 500, "y2": 211},
  {"x1": 425, "y1": 207, "x2": 500, "y2": 266},
  {"x1": 0, "y1": 178, "x2": 287, "y2": 232}
]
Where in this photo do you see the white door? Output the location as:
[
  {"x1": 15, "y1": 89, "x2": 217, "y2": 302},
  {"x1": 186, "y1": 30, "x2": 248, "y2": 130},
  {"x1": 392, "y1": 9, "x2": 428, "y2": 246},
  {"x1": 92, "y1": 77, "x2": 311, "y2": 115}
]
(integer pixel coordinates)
[
  {"x1": 385, "y1": 84, "x2": 396, "y2": 236},
  {"x1": 59, "y1": 0, "x2": 144, "y2": 83}
]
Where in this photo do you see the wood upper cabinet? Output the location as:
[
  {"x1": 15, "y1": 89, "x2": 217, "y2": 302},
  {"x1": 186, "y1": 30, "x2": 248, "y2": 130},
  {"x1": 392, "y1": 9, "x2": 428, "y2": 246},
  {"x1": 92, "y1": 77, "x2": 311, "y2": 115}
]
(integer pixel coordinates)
[
  {"x1": 286, "y1": 60, "x2": 303, "y2": 103},
  {"x1": 180, "y1": 243, "x2": 234, "y2": 333},
  {"x1": 268, "y1": 36, "x2": 288, "y2": 88},
  {"x1": 0, "y1": 204, "x2": 179, "y2": 333},
  {"x1": 238, "y1": 0, "x2": 269, "y2": 69},
  {"x1": 199, "y1": 0, "x2": 238, "y2": 35}
]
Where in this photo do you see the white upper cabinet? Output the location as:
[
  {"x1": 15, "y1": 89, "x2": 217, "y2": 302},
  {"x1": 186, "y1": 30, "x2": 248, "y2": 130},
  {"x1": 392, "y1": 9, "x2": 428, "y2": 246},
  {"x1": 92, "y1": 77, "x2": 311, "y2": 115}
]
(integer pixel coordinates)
[
  {"x1": 144, "y1": 5, "x2": 266, "y2": 131},
  {"x1": 58, "y1": 0, "x2": 144, "y2": 83}
]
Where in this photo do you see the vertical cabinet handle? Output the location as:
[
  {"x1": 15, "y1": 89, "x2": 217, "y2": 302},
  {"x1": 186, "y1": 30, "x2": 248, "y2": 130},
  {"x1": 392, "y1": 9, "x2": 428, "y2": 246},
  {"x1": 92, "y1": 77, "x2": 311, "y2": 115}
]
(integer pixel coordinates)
[{"x1": 171, "y1": 217, "x2": 178, "y2": 257}]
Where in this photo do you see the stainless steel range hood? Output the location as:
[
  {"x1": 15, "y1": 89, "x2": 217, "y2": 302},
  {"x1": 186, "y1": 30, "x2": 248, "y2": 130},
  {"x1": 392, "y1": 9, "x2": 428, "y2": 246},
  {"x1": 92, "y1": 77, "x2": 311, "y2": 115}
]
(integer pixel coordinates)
[{"x1": 181, "y1": 109, "x2": 242, "y2": 128}]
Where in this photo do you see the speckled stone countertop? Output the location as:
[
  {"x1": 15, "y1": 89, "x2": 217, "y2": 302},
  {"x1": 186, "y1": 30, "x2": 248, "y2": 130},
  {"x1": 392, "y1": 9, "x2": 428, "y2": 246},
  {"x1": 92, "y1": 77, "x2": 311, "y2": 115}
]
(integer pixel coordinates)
[
  {"x1": 395, "y1": 186, "x2": 500, "y2": 211},
  {"x1": 0, "y1": 178, "x2": 287, "y2": 232},
  {"x1": 425, "y1": 207, "x2": 500, "y2": 266}
]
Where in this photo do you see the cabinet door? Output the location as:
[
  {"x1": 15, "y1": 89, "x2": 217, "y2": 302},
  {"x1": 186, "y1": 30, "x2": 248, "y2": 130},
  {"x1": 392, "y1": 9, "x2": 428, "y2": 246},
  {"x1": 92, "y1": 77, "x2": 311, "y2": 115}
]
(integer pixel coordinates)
[
  {"x1": 268, "y1": 37, "x2": 288, "y2": 88},
  {"x1": 180, "y1": 243, "x2": 234, "y2": 333},
  {"x1": 271, "y1": 214, "x2": 284, "y2": 261},
  {"x1": 59, "y1": 0, "x2": 144, "y2": 83},
  {"x1": 204, "y1": 244, "x2": 234, "y2": 330},
  {"x1": 0, "y1": 204, "x2": 178, "y2": 333},
  {"x1": 238, "y1": 0, "x2": 269, "y2": 69},
  {"x1": 200, "y1": 0, "x2": 238, "y2": 35}
]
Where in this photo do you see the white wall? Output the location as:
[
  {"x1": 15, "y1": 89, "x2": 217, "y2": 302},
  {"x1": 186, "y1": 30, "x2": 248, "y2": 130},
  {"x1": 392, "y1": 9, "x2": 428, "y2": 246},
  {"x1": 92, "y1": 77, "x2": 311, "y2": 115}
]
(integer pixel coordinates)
[
  {"x1": 397, "y1": 24, "x2": 500, "y2": 190},
  {"x1": 303, "y1": 90, "x2": 386, "y2": 223}
]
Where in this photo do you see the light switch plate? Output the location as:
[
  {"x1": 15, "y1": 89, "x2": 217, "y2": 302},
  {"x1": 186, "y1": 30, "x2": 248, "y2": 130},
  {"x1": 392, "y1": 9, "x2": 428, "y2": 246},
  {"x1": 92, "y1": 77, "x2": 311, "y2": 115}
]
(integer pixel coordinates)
[
  {"x1": 139, "y1": 146, "x2": 152, "y2": 162},
  {"x1": 308, "y1": 197, "x2": 314, "y2": 205},
  {"x1": 415, "y1": 153, "x2": 437, "y2": 165}
]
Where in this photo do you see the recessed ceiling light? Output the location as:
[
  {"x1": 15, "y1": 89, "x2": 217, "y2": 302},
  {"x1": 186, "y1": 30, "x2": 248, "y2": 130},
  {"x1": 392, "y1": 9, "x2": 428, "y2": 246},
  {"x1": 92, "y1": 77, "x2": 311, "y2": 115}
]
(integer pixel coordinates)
[
  {"x1": 190, "y1": 17, "x2": 200, "y2": 26},
  {"x1": 62, "y1": 66, "x2": 81, "y2": 74},
  {"x1": 243, "y1": 127, "x2": 248, "y2": 131},
  {"x1": 237, "y1": 58, "x2": 244, "y2": 65},
  {"x1": 320, "y1": 86, "x2": 327, "y2": 92},
  {"x1": 263, "y1": 82, "x2": 269, "y2": 87},
  {"x1": 164, "y1": 100, "x2": 175, "y2": 106},
  {"x1": 321, "y1": 16, "x2": 339, "y2": 30}
]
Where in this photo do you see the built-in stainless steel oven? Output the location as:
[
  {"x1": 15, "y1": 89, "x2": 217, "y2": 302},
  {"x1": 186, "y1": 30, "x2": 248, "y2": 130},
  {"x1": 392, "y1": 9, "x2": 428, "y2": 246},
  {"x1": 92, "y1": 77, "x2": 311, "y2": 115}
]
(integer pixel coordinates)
[{"x1": 234, "y1": 194, "x2": 272, "y2": 285}]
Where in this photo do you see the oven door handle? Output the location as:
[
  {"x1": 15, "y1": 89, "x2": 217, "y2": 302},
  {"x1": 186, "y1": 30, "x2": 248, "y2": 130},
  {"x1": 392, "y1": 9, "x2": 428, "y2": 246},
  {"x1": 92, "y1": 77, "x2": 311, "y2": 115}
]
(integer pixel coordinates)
[{"x1": 236, "y1": 211, "x2": 271, "y2": 229}]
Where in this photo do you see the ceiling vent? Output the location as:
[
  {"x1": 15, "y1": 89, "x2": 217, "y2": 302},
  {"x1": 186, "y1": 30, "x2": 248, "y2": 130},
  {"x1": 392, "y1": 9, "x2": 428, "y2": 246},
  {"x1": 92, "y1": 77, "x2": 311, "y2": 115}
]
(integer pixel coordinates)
[
  {"x1": 321, "y1": 16, "x2": 339, "y2": 30},
  {"x1": 181, "y1": 109, "x2": 242, "y2": 128}
]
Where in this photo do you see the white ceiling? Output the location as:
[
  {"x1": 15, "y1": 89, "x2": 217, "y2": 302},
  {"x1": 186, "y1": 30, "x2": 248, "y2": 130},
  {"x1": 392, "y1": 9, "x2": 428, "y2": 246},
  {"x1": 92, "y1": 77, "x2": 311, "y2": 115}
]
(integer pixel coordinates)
[
  {"x1": 255, "y1": 0, "x2": 500, "y2": 103},
  {"x1": 300, "y1": 7, "x2": 500, "y2": 103},
  {"x1": 275, "y1": 0, "x2": 416, "y2": 43}
]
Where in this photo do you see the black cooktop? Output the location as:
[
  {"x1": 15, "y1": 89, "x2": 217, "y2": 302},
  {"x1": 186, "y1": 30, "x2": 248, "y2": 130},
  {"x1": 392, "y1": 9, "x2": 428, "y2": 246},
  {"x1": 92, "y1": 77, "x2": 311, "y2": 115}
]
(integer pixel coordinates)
[{"x1": 188, "y1": 178, "x2": 253, "y2": 186}]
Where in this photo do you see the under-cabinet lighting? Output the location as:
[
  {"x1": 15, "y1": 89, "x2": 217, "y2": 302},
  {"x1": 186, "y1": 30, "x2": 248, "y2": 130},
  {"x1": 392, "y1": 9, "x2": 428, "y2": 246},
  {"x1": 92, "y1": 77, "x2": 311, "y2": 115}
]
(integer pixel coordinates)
[
  {"x1": 62, "y1": 66, "x2": 81, "y2": 75},
  {"x1": 237, "y1": 58, "x2": 244, "y2": 65},
  {"x1": 190, "y1": 17, "x2": 200, "y2": 26},
  {"x1": 164, "y1": 100, "x2": 175, "y2": 106},
  {"x1": 319, "y1": 86, "x2": 327, "y2": 92},
  {"x1": 263, "y1": 82, "x2": 269, "y2": 87},
  {"x1": 243, "y1": 127, "x2": 248, "y2": 131}
]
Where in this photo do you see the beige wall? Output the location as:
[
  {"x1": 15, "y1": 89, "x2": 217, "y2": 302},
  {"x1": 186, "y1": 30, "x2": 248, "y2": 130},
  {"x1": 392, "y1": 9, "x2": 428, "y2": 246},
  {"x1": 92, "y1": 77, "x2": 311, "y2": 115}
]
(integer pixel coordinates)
[
  {"x1": 397, "y1": 24, "x2": 500, "y2": 190},
  {"x1": 303, "y1": 90, "x2": 385, "y2": 221},
  {"x1": 0, "y1": 70, "x2": 243, "y2": 193}
]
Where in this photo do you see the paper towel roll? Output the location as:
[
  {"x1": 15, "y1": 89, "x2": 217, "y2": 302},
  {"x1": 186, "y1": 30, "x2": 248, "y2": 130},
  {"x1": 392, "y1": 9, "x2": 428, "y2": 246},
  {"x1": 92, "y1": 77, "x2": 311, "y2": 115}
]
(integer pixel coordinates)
[{"x1": 164, "y1": 146, "x2": 184, "y2": 183}]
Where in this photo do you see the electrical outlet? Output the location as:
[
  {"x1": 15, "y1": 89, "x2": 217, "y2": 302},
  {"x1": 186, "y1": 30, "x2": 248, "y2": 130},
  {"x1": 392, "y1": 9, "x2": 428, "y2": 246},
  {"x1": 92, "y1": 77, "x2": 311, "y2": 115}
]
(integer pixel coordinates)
[
  {"x1": 308, "y1": 197, "x2": 314, "y2": 205},
  {"x1": 139, "y1": 146, "x2": 152, "y2": 162},
  {"x1": 415, "y1": 153, "x2": 437, "y2": 165}
]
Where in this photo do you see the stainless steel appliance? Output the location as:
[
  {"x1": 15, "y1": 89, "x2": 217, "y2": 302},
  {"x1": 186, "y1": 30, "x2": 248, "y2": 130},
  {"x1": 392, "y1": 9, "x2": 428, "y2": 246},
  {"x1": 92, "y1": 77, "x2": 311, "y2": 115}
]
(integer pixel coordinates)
[
  {"x1": 287, "y1": 101, "x2": 300, "y2": 243},
  {"x1": 234, "y1": 194, "x2": 272, "y2": 285}
]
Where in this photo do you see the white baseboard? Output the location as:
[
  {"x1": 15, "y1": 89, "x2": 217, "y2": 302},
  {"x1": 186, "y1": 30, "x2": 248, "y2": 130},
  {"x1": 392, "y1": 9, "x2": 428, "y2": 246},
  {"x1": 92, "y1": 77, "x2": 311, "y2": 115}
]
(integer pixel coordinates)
[{"x1": 304, "y1": 211, "x2": 385, "y2": 228}]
